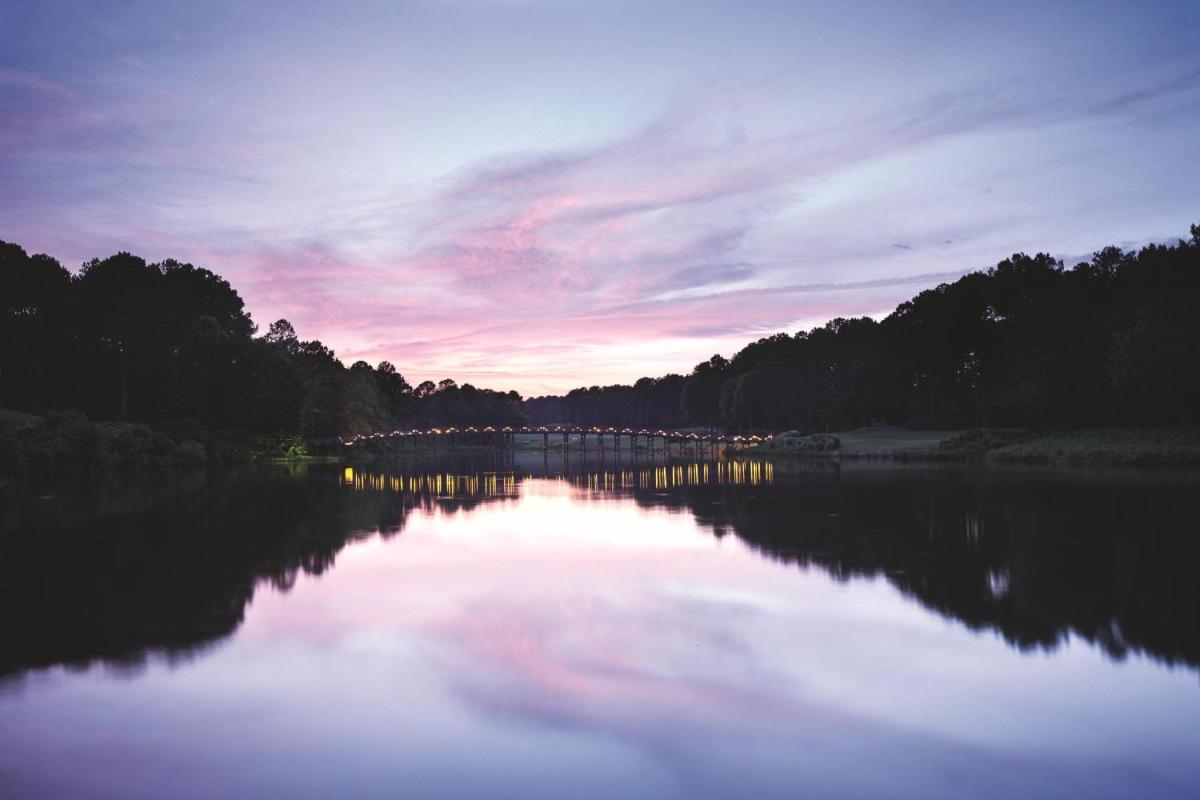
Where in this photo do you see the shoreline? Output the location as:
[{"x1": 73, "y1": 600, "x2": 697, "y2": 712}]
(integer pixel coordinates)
[{"x1": 758, "y1": 427, "x2": 1200, "y2": 468}]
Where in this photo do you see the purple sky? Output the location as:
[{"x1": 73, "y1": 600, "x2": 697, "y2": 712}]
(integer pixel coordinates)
[{"x1": 3, "y1": 1, "x2": 1199, "y2": 395}]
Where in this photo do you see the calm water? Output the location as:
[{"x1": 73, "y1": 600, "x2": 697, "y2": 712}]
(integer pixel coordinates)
[{"x1": 1, "y1": 454, "x2": 1198, "y2": 799}]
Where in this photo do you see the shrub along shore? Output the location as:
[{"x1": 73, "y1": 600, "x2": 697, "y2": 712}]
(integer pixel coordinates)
[
  {"x1": 0, "y1": 408, "x2": 323, "y2": 487},
  {"x1": 761, "y1": 426, "x2": 1200, "y2": 466}
]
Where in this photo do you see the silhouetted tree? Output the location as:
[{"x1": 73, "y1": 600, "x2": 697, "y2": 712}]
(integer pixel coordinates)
[
  {"x1": 530, "y1": 225, "x2": 1200, "y2": 432},
  {"x1": 0, "y1": 242, "x2": 533, "y2": 437},
  {"x1": 2, "y1": 224, "x2": 1198, "y2": 437},
  {"x1": 0, "y1": 243, "x2": 70, "y2": 411}
]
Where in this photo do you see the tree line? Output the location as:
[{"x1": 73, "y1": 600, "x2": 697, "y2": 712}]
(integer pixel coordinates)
[
  {"x1": 5, "y1": 224, "x2": 1198, "y2": 440},
  {"x1": 528, "y1": 225, "x2": 1200, "y2": 431},
  {"x1": 524, "y1": 376, "x2": 690, "y2": 430},
  {"x1": 0, "y1": 245, "x2": 525, "y2": 438}
]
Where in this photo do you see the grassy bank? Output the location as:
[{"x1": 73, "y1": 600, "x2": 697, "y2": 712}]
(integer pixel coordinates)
[
  {"x1": 761, "y1": 425, "x2": 1200, "y2": 467},
  {"x1": 942, "y1": 427, "x2": 1200, "y2": 466},
  {"x1": 763, "y1": 428, "x2": 957, "y2": 458},
  {"x1": 836, "y1": 429, "x2": 958, "y2": 454}
]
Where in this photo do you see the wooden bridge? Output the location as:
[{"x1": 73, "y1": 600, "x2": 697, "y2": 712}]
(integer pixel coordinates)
[{"x1": 337, "y1": 425, "x2": 772, "y2": 453}]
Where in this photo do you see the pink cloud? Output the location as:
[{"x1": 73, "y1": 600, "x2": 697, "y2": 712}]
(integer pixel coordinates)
[
  {"x1": 12, "y1": 76, "x2": 1137, "y2": 394},
  {"x1": 0, "y1": 67, "x2": 79, "y2": 101}
]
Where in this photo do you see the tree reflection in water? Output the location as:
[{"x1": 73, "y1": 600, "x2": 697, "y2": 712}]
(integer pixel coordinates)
[{"x1": 1, "y1": 456, "x2": 1197, "y2": 683}]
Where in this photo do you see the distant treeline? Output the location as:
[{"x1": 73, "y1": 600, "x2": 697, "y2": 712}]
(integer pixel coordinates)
[
  {"x1": 0, "y1": 244, "x2": 525, "y2": 438},
  {"x1": 527, "y1": 225, "x2": 1200, "y2": 431},
  {"x1": 526, "y1": 375, "x2": 692, "y2": 430},
  {"x1": 5, "y1": 225, "x2": 1199, "y2": 441}
]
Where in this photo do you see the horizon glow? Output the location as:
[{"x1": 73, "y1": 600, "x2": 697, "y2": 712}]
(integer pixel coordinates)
[{"x1": 3, "y1": 1, "x2": 1199, "y2": 395}]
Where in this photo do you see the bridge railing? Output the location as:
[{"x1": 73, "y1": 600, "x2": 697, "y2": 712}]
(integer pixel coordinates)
[{"x1": 335, "y1": 426, "x2": 773, "y2": 448}]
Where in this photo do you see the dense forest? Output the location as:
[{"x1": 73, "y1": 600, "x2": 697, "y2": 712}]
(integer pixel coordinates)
[
  {"x1": 0, "y1": 245, "x2": 525, "y2": 439},
  {"x1": 525, "y1": 375, "x2": 692, "y2": 430},
  {"x1": 528, "y1": 225, "x2": 1200, "y2": 431},
  {"x1": 3, "y1": 224, "x2": 1199, "y2": 446}
]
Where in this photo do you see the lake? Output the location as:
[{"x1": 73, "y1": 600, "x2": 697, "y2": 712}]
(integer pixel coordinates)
[{"x1": 1, "y1": 453, "x2": 1198, "y2": 799}]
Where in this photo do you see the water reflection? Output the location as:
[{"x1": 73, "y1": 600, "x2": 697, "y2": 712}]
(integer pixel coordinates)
[
  {"x1": 338, "y1": 458, "x2": 773, "y2": 497},
  {"x1": 1, "y1": 458, "x2": 1197, "y2": 683},
  {"x1": 1, "y1": 459, "x2": 1199, "y2": 798}
]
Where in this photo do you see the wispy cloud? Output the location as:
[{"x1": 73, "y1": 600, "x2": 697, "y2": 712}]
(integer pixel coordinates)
[
  {"x1": 0, "y1": 67, "x2": 78, "y2": 101},
  {"x1": 2, "y1": 1, "x2": 1199, "y2": 392}
]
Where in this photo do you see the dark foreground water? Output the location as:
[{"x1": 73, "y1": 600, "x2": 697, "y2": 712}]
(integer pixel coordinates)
[{"x1": 1, "y1": 453, "x2": 1198, "y2": 799}]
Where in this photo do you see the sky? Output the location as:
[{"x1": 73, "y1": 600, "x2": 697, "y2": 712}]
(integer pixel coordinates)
[{"x1": 2, "y1": 1, "x2": 1199, "y2": 395}]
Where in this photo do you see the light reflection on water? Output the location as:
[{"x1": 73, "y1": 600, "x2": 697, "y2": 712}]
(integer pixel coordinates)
[
  {"x1": 0, "y1": 461, "x2": 1198, "y2": 799},
  {"x1": 339, "y1": 458, "x2": 773, "y2": 497}
]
